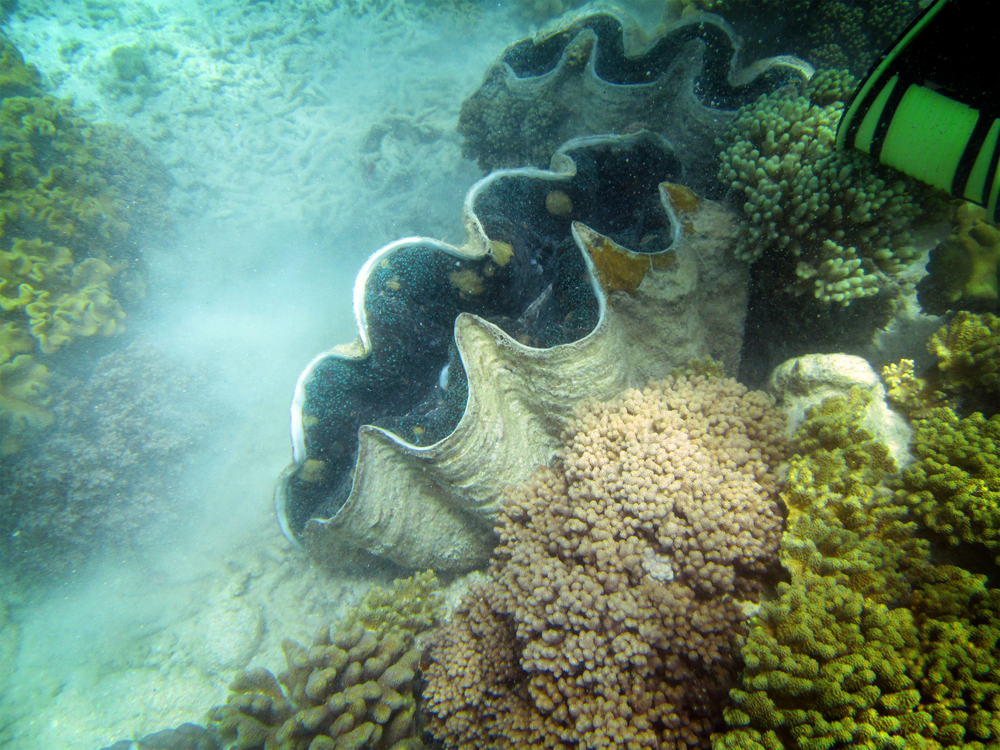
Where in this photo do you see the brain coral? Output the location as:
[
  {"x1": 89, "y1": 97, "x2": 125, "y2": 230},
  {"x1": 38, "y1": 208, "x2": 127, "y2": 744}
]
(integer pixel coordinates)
[
  {"x1": 718, "y1": 69, "x2": 923, "y2": 306},
  {"x1": 423, "y1": 374, "x2": 786, "y2": 750}
]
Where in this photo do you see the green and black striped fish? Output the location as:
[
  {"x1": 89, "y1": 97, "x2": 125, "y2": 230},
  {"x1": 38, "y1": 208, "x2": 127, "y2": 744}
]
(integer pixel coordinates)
[{"x1": 837, "y1": 0, "x2": 999, "y2": 220}]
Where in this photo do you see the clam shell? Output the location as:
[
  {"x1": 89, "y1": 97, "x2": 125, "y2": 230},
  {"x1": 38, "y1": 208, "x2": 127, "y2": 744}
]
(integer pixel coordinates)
[
  {"x1": 276, "y1": 132, "x2": 748, "y2": 571},
  {"x1": 457, "y1": 5, "x2": 812, "y2": 186}
]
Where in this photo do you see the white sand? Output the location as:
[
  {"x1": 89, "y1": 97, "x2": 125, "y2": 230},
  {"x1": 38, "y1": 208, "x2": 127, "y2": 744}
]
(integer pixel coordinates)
[{"x1": 0, "y1": 0, "x2": 523, "y2": 747}]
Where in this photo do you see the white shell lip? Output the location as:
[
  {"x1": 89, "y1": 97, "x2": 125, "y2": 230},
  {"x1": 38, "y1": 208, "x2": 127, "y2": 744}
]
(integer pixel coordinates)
[
  {"x1": 285, "y1": 132, "x2": 642, "y2": 467},
  {"x1": 277, "y1": 132, "x2": 663, "y2": 546},
  {"x1": 274, "y1": 5, "x2": 810, "y2": 550}
]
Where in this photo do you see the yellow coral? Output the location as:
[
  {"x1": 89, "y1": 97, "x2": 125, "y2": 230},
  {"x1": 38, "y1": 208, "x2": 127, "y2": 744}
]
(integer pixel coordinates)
[
  {"x1": 880, "y1": 359, "x2": 942, "y2": 417},
  {"x1": 0, "y1": 321, "x2": 32, "y2": 363},
  {"x1": 0, "y1": 354, "x2": 52, "y2": 454},
  {"x1": 949, "y1": 202, "x2": 1000, "y2": 301},
  {"x1": 929, "y1": 311, "x2": 1000, "y2": 394},
  {"x1": 25, "y1": 258, "x2": 125, "y2": 354}
]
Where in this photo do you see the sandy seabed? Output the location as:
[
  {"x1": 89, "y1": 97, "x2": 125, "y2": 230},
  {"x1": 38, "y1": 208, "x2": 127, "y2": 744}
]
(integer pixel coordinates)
[{"x1": 0, "y1": 0, "x2": 523, "y2": 746}]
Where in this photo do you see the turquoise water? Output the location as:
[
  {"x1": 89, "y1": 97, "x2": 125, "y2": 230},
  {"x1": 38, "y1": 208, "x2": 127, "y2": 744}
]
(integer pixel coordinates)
[{"x1": 2, "y1": 1, "x2": 987, "y2": 749}]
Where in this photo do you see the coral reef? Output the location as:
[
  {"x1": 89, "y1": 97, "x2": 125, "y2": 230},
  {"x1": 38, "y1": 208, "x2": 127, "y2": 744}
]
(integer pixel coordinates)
[
  {"x1": 928, "y1": 311, "x2": 1000, "y2": 400},
  {"x1": 423, "y1": 374, "x2": 785, "y2": 749},
  {"x1": 679, "y1": 0, "x2": 921, "y2": 75},
  {"x1": 0, "y1": 91, "x2": 133, "y2": 351},
  {"x1": 713, "y1": 380, "x2": 1000, "y2": 750},
  {"x1": 456, "y1": 9, "x2": 806, "y2": 183},
  {"x1": 210, "y1": 626, "x2": 424, "y2": 750},
  {"x1": 1, "y1": 36, "x2": 164, "y2": 448},
  {"x1": 0, "y1": 342, "x2": 217, "y2": 581},
  {"x1": 768, "y1": 353, "x2": 912, "y2": 467},
  {"x1": 917, "y1": 202, "x2": 1000, "y2": 316},
  {"x1": 0, "y1": 33, "x2": 41, "y2": 97},
  {"x1": 280, "y1": 136, "x2": 751, "y2": 572},
  {"x1": 899, "y1": 407, "x2": 1000, "y2": 560},
  {"x1": 718, "y1": 69, "x2": 924, "y2": 306},
  {"x1": 208, "y1": 568, "x2": 440, "y2": 750},
  {"x1": 0, "y1": 353, "x2": 52, "y2": 453},
  {"x1": 339, "y1": 569, "x2": 444, "y2": 641}
]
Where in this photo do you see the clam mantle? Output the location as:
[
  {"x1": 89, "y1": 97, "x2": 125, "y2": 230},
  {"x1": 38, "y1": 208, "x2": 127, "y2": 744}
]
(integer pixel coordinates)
[{"x1": 276, "y1": 133, "x2": 749, "y2": 572}]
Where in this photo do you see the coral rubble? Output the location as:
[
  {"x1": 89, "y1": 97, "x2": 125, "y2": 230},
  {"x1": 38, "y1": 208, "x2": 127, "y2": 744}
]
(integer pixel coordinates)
[{"x1": 423, "y1": 374, "x2": 785, "y2": 749}]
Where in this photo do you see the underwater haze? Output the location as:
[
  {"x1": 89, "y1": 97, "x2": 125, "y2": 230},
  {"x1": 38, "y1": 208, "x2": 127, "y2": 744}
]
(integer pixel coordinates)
[
  {"x1": 1, "y1": 0, "x2": 514, "y2": 745},
  {"x1": 3, "y1": 0, "x2": 1000, "y2": 749}
]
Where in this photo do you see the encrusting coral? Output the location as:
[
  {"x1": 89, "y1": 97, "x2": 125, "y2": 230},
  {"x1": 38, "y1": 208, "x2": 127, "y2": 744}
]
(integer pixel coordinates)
[
  {"x1": 208, "y1": 571, "x2": 442, "y2": 750},
  {"x1": 718, "y1": 69, "x2": 924, "y2": 306},
  {"x1": 423, "y1": 374, "x2": 786, "y2": 749},
  {"x1": 713, "y1": 385, "x2": 1000, "y2": 750}
]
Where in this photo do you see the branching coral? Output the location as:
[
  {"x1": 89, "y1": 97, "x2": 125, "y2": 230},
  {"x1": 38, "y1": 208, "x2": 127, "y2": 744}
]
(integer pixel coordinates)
[
  {"x1": 718, "y1": 69, "x2": 923, "y2": 306},
  {"x1": 899, "y1": 407, "x2": 1000, "y2": 559},
  {"x1": 713, "y1": 387, "x2": 1000, "y2": 750},
  {"x1": 423, "y1": 374, "x2": 786, "y2": 749},
  {"x1": 210, "y1": 625, "x2": 424, "y2": 750},
  {"x1": 928, "y1": 311, "x2": 1000, "y2": 398},
  {"x1": 208, "y1": 570, "x2": 440, "y2": 750}
]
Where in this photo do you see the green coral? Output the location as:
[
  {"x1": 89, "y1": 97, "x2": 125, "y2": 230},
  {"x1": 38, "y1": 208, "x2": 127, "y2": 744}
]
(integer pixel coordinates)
[
  {"x1": 1, "y1": 38, "x2": 142, "y2": 445},
  {"x1": 918, "y1": 202, "x2": 1000, "y2": 315},
  {"x1": 208, "y1": 572, "x2": 435, "y2": 750},
  {"x1": 718, "y1": 69, "x2": 923, "y2": 306},
  {"x1": 899, "y1": 408, "x2": 1000, "y2": 559},
  {"x1": 713, "y1": 389, "x2": 1000, "y2": 750},
  {"x1": 928, "y1": 312, "x2": 1000, "y2": 398},
  {"x1": 0, "y1": 34, "x2": 42, "y2": 97},
  {"x1": 721, "y1": 573, "x2": 925, "y2": 750},
  {"x1": 340, "y1": 569, "x2": 443, "y2": 641},
  {"x1": 0, "y1": 354, "x2": 52, "y2": 455}
]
